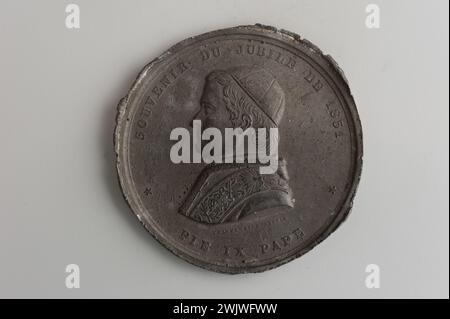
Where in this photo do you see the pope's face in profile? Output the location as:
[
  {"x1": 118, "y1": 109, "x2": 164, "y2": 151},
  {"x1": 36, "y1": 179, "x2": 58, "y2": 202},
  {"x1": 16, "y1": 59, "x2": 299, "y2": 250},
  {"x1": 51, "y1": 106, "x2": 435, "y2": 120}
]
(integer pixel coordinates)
[{"x1": 193, "y1": 80, "x2": 231, "y2": 133}]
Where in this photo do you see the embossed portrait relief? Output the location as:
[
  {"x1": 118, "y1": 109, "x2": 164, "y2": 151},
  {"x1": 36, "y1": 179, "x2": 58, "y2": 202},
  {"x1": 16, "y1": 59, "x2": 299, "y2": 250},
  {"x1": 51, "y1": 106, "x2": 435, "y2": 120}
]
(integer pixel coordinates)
[
  {"x1": 117, "y1": 26, "x2": 363, "y2": 273},
  {"x1": 179, "y1": 66, "x2": 294, "y2": 224}
]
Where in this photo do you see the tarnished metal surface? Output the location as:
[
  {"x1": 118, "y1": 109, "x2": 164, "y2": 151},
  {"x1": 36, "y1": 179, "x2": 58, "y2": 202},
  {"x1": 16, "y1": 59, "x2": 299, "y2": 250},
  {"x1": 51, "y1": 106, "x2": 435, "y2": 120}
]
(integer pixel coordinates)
[{"x1": 115, "y1": 24, "x2": 363, "y2": 273}]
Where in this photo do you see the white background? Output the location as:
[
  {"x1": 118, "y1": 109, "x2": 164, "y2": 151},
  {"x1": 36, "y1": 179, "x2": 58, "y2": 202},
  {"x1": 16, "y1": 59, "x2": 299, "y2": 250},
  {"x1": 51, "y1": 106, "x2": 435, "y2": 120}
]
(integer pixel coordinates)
[{"x1": 0, "y1": 0, "x2": 448, "y2": 298}]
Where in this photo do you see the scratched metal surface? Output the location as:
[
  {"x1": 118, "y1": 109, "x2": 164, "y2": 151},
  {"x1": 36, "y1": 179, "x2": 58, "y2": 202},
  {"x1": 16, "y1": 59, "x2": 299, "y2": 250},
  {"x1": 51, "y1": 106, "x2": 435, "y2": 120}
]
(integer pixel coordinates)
[{"x1": 115, "y1": 25, "x2": 363, "y2": 273}]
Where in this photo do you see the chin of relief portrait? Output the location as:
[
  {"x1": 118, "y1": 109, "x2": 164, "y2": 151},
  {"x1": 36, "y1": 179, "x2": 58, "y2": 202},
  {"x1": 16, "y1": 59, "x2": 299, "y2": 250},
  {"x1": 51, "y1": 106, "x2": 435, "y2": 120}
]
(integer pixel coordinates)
[{"x1": 169, "y1": 66, "x2": 294, "y2": 225}]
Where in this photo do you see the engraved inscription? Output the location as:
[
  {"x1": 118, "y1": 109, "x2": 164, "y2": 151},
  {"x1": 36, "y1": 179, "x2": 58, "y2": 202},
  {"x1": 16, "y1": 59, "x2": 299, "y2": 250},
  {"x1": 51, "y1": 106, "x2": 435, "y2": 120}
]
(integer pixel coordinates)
[
  {"x1": 212, "y1": 215, "x2": 287, "y2": 235},
  {"x1": 234, "y1": 43, "x2": 296, "y2": 69},
  {"x1": 143, "y1": 187, "x2": 152, "y2": 196},
  {"x1": 325, "y1": 100, "x2": 346, "y2": 138},
  {"x1": 303, "y1": 68, "x2": 323, "y2": 92},
  {"x1": 134, "y1": 61, "x2": 192, "y2": 140},
  {"x1": 116, "y1": 25, "x2": 363, "y2": 273},
  {"x1": 200, "y1": 47, "x2": 221, "y2": 61},
  {"x1": 223, "y1": 246, "x2": 246, "y2": 257},
  {"x1": 179, "y1": 229, "x2": 212, "y2": 252},
  {"x1": 259, "y1": 227, "x2": 304, "y2": 255}
]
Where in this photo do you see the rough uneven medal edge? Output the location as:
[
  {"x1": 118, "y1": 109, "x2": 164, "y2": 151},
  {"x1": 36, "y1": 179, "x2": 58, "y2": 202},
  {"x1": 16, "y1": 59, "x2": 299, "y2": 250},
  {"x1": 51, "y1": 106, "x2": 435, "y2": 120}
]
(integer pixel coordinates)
[{"x1": 114, "y1": 24, "x2": 363, "y2": 274}]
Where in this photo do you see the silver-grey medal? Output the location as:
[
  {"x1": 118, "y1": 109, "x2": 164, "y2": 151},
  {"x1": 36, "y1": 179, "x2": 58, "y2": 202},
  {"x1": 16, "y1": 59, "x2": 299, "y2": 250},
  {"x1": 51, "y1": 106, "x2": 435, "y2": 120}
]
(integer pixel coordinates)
[{"x1": 114, "y1": 25, "x2": 363, "y2": 273}]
